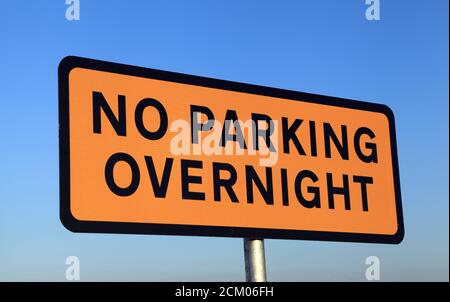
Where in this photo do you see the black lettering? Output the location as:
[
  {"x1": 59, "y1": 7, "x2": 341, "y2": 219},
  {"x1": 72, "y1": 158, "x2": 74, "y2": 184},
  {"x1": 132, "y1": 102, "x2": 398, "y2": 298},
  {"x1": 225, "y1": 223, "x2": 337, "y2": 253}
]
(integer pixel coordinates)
[
  {"x1": 353, "y1": 175, "x2": 373, "y2": 211},
  {"x1": 324, "y1": 123, "x2": 349, "y2": 160},
  {"x1": 282, "y1": 117, "x2": 306, "y2": 155},
  {"x1": 144, "y1": 156, "x2": 173, "y2": 198},
  {"x1": 191, "y1": 105, "x2": 215, "y2": 144},
  {"x1": 219, "y1": 110, "x2": 247, "y2": 149},
  {"x1": 212, "y1": 162, "x2": 239, "y2": 202},
  {"x1": 281, "y1": 168, "x2": 289, "y2": 206},
  {"x1": 135, "y1": 98, "x2": 168, "y2": 140},
  {"x1": 309, "y1": 120, "x2": 317, "y2": 157},
  {"x1": 180, "y1": 159, "x2": 205, "y2": 200},
  {"x1": 104, "y1": 152, "x2": 140, "y2": 196},
  {"x1": 327, "y1": 173, "x2": 350, "y2": 210},
  {"x1": 252, "y1": 113, "x2": 275, "y2": 152},
  {"x1": 245, "y1": 166, "x2": 274, "y2": 205},
  {"x1": 354, "y1": 127, "x2": 378, "y2": 163},
  {"x1": 295, "y1": 170, "x2": 320, "y2": 208},
  {"x1": 93, "y1": 91, "x2": 126, "y2": 136}
]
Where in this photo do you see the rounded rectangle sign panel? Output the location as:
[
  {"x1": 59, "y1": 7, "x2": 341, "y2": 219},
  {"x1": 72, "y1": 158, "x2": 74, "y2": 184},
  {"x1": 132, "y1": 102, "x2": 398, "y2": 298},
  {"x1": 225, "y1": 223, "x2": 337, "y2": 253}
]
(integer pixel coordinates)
[{"x1": 59, "y1": 56, "x2": 404, "y2": 243}]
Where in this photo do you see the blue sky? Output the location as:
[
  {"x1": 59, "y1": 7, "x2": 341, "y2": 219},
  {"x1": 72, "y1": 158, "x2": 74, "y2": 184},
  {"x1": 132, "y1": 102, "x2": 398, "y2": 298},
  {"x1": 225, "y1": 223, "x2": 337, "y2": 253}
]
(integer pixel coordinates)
[{"x1": 0, "y1": 1, "x2": 448, "y2": 281}]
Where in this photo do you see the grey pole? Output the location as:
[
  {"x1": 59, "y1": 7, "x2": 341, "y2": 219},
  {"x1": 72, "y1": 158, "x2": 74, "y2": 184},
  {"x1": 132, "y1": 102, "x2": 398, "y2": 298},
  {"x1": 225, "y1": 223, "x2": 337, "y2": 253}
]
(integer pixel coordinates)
[{"x1": 243, "y1": 238, "x2": 267, "y2": 282}]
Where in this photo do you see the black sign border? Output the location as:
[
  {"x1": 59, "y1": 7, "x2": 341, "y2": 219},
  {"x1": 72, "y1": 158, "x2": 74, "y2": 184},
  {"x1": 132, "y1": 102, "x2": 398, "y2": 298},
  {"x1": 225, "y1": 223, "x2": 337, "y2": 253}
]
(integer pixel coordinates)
[{"x1": 59, "y1": 56, "x2": 404, "y2": 244}]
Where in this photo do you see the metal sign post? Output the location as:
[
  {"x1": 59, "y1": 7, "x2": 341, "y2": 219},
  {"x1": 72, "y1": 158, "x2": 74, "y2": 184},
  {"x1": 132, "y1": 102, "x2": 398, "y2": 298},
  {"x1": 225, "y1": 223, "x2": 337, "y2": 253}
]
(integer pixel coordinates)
[{"x1": 243, "y1": 238, "x2": 267, "y2": 282}]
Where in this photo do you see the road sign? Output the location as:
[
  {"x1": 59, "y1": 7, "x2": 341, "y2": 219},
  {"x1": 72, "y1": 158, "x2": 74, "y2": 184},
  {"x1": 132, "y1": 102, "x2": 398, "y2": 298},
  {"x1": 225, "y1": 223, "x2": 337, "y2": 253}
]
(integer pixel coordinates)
[{"x1": 59, "y1": 56, "x2": 403, "y2": 243}]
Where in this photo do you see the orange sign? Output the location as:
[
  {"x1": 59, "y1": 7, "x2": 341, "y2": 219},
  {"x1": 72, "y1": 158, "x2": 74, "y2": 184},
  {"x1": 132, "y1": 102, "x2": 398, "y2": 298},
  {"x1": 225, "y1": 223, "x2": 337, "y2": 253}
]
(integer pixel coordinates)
[{"x1": 59, "y1": 56, "x2": 403, "y2": 243}]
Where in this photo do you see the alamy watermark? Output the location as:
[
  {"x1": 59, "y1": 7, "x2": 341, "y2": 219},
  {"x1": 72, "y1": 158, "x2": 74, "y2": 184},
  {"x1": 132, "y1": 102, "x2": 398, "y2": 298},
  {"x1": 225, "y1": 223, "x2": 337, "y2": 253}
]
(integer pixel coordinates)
[
  {"x1": 365, "y1": 256, "x2": 380, "y2": 280},
  {"x1": 65, "y1": 256, "x2": 80, "y2": 281},
  {"x1": 64, "y1": 0, "x2": 380, "y2": 22},
  {"x1": 65, "y1": 0, "x2": 80, "y2": 21},
  {"x1": 365, "y1": 0, "x2": 380, "y2": 21},
  {"x1": 170, "y1": 115, "x2": 279, "y2": 167}
]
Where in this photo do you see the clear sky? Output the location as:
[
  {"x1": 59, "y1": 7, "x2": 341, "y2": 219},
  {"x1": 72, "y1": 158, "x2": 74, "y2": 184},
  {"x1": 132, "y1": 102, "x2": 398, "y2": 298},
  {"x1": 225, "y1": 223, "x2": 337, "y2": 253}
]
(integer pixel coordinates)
[{"x1": 0, "y1": 1, "x2": 448, "y2": 281}]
